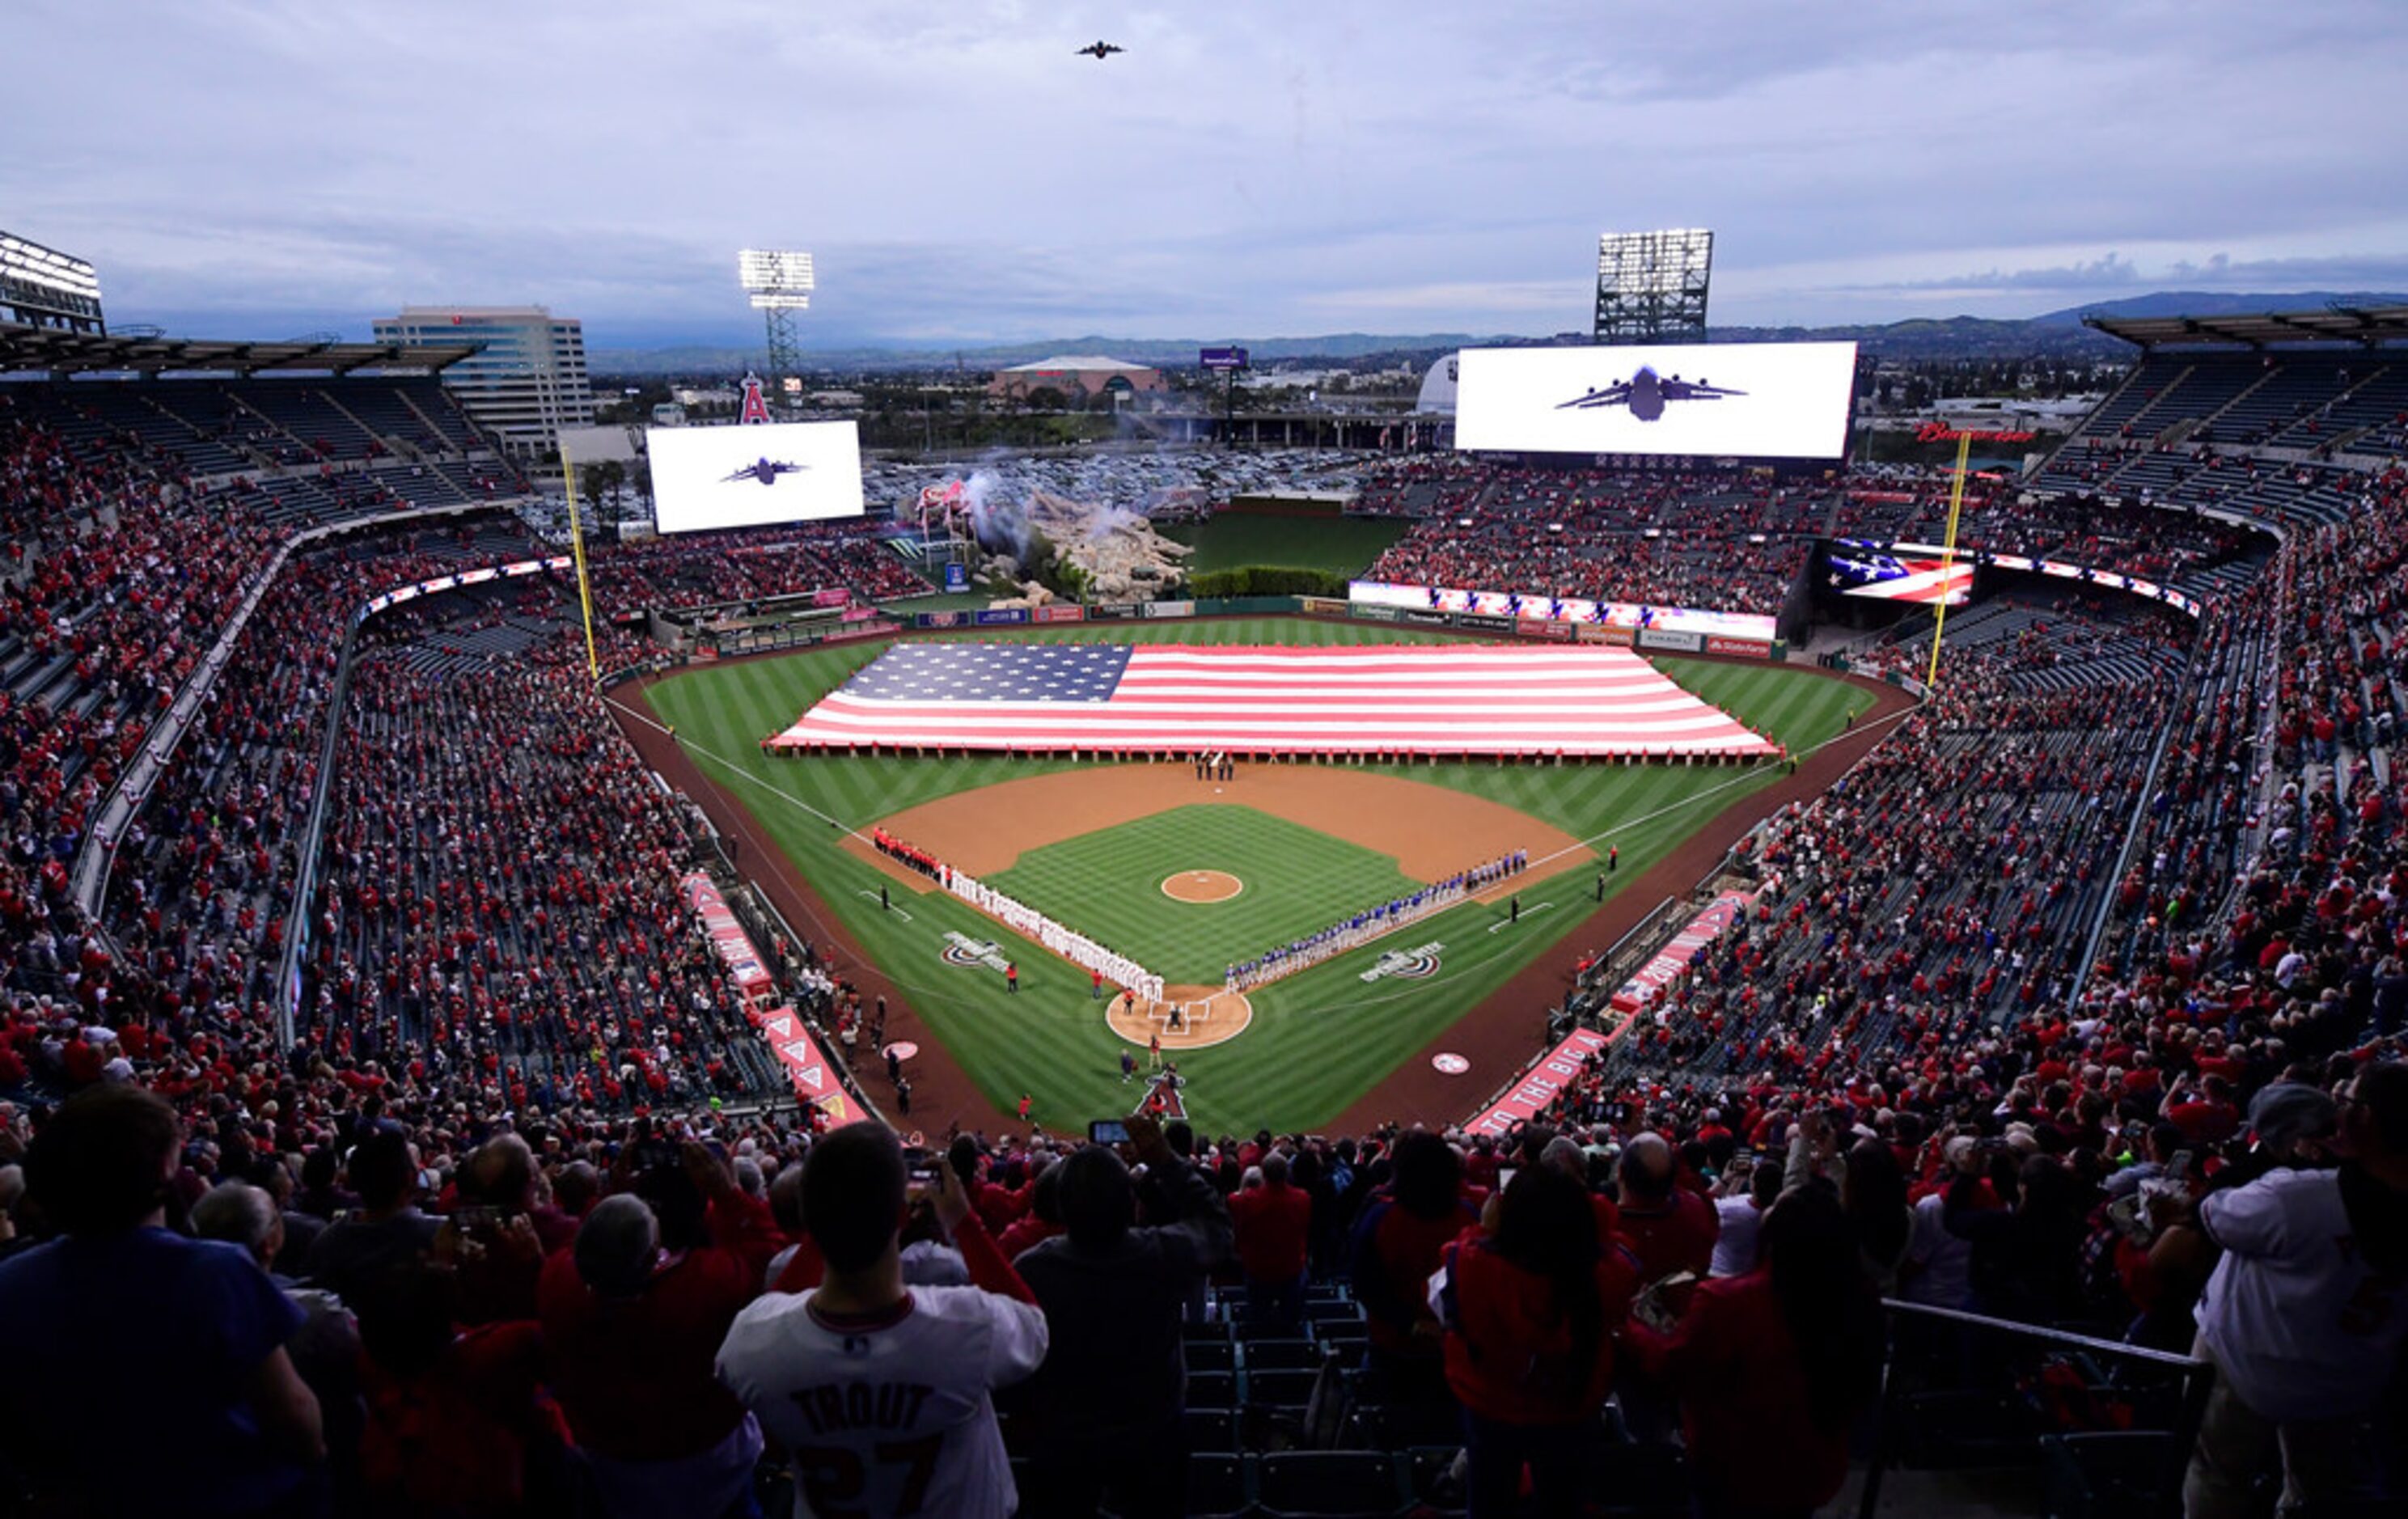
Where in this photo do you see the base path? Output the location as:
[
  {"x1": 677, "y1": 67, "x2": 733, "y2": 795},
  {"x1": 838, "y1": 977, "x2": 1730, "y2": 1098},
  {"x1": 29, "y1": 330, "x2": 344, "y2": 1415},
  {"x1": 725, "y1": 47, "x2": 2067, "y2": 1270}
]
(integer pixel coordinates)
[
  {"x1": 609, "y1": 654, "x2": 1913, "y2": 1137},
  {"x1": 1329, "y1": 671, "x2": 1917, "y2": 1135},
  {"x1": 847, "y1": 764, "x2": 1591, "y2": 896}
]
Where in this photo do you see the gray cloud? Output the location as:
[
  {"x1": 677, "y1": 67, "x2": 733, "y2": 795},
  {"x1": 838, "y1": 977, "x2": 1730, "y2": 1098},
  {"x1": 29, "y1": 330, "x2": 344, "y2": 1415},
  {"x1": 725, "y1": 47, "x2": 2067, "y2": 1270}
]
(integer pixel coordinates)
[{"x1": 4, "y1": 0, "x2": 2405, "y2": 344}]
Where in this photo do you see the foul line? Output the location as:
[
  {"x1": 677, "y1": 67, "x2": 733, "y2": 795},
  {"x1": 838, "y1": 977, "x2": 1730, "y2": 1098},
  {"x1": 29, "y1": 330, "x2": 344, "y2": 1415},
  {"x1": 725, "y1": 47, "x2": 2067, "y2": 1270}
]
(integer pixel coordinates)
[
  {"x1": 858, "y1": 891, "x2": 913, "y2": 923},
  {"x1": 602, "y1": 683, "x2": 1922, "y2": 1014},
  {"x1": 1488, "y1": 900, "x2": 1557, "y2": 933},
  {"x1": 1528, "y1": 698, "x2": 1923, "y2": 874}
]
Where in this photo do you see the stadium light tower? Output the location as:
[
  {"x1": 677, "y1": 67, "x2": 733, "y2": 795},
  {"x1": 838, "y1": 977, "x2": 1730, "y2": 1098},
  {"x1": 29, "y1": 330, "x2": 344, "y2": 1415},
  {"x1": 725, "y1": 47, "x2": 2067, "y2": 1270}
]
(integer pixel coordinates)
[
  {"x1": 738, "y1": 248, "x2": 815, "y2": 404},
  {"x1": 1594, "y1": 228, "x2": 1713, "y2": 345}
]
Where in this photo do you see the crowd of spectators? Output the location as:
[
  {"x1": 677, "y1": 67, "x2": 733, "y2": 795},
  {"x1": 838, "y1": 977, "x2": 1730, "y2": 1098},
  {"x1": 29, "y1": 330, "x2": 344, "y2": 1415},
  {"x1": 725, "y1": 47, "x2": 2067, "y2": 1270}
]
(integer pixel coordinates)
[
  {"x1": 1361, "y1": 464, "x2": 1835, "y2": 613},
  {"x1": 297, "y1": 586, "x2": 782, "y2": 1114},
  {"x1": 8, "y1": 377, "x2": 2408, "y2": 1512},
  {"x1": 589, "y1": 521, "x2": 928, "y2": 610}
]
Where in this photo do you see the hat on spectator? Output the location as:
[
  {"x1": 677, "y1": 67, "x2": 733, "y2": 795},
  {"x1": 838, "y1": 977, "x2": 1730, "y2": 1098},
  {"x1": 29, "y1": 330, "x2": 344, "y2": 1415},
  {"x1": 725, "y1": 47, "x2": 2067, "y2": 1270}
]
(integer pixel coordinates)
[{"x1": 2246, "y1": 1082, "x2": 2338, "y2": 1153}]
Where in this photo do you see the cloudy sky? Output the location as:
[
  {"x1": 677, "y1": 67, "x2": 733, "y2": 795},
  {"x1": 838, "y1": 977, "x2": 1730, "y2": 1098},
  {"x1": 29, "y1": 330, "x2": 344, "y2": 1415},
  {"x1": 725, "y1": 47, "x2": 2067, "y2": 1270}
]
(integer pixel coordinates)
[{"x1": 7, "y1": 0, "x2": 2406, "y2": 349}]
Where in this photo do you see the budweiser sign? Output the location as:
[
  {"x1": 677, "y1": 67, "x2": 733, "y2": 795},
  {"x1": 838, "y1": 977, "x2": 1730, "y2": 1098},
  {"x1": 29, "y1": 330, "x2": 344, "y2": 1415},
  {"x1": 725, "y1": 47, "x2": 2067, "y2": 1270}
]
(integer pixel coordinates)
[{"x1": 1916, "y1": 421, "x2": 2036, "y2": 445}]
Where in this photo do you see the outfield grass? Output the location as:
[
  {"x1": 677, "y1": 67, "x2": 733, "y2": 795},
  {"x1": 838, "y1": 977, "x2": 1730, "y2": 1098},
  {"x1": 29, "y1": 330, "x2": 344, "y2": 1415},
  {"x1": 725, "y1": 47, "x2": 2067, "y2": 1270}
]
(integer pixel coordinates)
[
  {"x1": 639, "y1": 617, "x2": 1873, "y2": 1131},
  {"x1": 1158, "y1": 514, "x2": 1410, "y2": 575},
  {"x1": 988, "y1": 806, "x2": 1421, "y2": 984}
]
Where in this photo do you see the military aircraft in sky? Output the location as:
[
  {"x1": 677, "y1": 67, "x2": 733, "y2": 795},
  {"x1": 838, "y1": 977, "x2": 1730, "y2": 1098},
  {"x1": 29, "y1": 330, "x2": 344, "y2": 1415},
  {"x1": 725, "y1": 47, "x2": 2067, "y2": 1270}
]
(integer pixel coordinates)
[
  {"x1": 1075, "y1": 40, "x2": 1124, "y2": 59},
  {"x1": 722, "y1": 458, "x2": 807, "y2": 486},
  {"x1": 1555, "y1": 366, "x2": 1746, "y2": 422}
]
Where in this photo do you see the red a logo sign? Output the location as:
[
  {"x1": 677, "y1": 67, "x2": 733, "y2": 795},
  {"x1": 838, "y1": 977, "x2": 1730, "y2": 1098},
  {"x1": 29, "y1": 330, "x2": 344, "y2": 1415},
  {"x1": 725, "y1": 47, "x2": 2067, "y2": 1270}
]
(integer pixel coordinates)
[{"x1": 739, "y1": 374, "x2": 772, "y2": 425}]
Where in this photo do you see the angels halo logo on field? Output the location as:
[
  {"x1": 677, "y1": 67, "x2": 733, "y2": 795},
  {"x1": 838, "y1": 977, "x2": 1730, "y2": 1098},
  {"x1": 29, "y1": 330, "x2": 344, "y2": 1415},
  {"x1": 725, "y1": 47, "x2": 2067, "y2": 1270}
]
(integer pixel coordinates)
[
  {"x1": 1432, "y1": 1052, "x2": 1471, "y2": 1076},
  {"x1": 942, "y1": 932, "x2": 1011, "y2": 973},
  {"x1": 1359, "y1": 941, "x2": 1445, "y2": 984}
]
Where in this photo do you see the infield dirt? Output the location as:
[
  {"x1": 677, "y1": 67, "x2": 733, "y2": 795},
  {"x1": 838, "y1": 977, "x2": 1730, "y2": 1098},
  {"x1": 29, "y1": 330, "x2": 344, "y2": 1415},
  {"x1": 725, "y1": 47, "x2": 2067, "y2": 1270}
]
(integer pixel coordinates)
[
  {"x1": 844, "y1": 764, "x2": 1590, "y2": 895},
  {"x1": 614, "y1": 661, "x2": 1913, "y2": 1137}
]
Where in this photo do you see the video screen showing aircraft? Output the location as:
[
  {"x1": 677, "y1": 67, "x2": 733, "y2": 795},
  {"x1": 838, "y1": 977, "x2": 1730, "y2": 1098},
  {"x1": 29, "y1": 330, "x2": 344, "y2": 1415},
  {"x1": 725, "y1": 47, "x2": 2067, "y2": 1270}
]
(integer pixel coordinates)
[
  {"x1": 1455, "y1": 341, "x2": 1857, "y2": 458},
  {"x1": 646, "y1": 421, "x2": 865, "y2": 533}
]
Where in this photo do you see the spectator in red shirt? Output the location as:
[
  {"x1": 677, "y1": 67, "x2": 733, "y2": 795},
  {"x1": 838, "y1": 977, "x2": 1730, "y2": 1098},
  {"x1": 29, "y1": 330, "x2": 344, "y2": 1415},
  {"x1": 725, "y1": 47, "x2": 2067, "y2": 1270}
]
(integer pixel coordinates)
[
  {"x1": 1436, "y1": 1166, "x2": 1641, "y2": 1517},
  {"x1": 1348, "y1": 1131, "x2": 1482, "y2": 1404},
  {"x1": 351, "y1": 1261, "x2": 555, "y2": 1517},
  {"x1": 1627, "y1": 1186, "x2": 1883, "y2": 1518},
  {"x1": 1615, "y1": 1133, "x2": 1720, "y2": 1288},
  {"x1": 1229, "y1": 1149, "x2": 1313, "y2": 1330},
  {"x1": 538, "y1": 1141, "x2": 781, "y2": 1518}
]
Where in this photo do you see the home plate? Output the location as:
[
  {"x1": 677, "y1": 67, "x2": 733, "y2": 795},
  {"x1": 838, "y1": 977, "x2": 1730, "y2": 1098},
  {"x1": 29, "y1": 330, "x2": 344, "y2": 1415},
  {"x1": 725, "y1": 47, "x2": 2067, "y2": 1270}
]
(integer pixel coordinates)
[{"x1": 1433, "y1": 1052, "x2": 1471, "y2": 1075}]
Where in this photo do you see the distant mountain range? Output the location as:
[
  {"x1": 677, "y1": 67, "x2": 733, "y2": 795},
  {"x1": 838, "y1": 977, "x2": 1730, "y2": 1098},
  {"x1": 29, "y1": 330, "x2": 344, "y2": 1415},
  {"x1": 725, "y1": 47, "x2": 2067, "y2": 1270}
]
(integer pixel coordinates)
[{"x1": 586, "y1": 292, "x2": 2406, "y2": 375}]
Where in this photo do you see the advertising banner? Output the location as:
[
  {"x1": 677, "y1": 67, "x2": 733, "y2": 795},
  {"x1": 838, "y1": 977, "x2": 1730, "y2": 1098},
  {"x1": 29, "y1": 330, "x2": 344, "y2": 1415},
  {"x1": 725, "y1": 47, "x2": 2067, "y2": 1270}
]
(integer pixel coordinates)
[
  {"x1": 1348, "y1": 579, "x2": 1776, "y2": 643},
  {"x1": 681, "y1": 873, "x2": 776, "y2": 1006},
  {"x1": 1453, "y1": 613, "x2": 1516, "y2": 633},
  {"x1": 916, "y1": 610, "x2": 967, "y2": 628},
  {"x1": 362, "y1": 556, "x2": 573, "y2": 617},
  {"x1": 810, "y1": 588, "x2": 851, "y2": 608},
  {"x1": 1607, "y1": 890, "x2": 1756, "y2": 1015},
  {"x1": 1517, "y1": 620, "x2": 1576, "y2": 641},
  {"x1": 1704, "y1": 635, "x2": 1771, "y2": 658},
  {"x1": 1141, "y1": 600, "x2": 1196, "y2": 620},
  {"x1": 750, "y1": 1006, "x2": 873, "y2": 1127},
  {"x1": 974, "y1": 607, "x2": 1030, "y2": 626},
  {"x1": 1465, "y1": 1028, "x2": 1610, "y2": 1137},
  {"x1": 1636, "y1": 627, "x2": 1705, "y2": 654},
  {"x1": 1034, "y1": 605, "x2": 1086, "y2": 624},
  {"x1": 1297, "y1": 596, "x2": 1351, "y2": 616},
  {"x1": 1088, "y1": 602, "x2": 1139, "y2": 620}
]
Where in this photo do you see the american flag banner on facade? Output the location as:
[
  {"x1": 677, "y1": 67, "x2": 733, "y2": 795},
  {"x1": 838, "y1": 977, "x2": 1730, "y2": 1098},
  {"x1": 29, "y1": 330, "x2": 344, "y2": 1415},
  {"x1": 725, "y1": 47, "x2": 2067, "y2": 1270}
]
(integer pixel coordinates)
[{"x1": 768, "y1": 643, "x2": 1778, "y2": 759}]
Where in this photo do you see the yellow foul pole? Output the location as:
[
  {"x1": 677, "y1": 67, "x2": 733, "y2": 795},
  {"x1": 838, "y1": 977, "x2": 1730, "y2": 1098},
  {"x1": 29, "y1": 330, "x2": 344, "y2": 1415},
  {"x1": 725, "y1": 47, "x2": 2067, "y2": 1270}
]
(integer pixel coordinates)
[
  {"x1": 561, "y1": 446, "x2": 601, "y2": 680},
  {"x1": 1923, "y1": 429, "x2": 1974, "y2": 691}
]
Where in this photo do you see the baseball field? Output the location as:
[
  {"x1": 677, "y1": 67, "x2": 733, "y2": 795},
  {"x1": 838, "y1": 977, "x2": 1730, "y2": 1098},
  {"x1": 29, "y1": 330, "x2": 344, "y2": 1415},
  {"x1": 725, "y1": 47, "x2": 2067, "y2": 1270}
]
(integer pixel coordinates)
[{"x1": 627, "y1": 616, "x2": 1877, "y2": 1135}]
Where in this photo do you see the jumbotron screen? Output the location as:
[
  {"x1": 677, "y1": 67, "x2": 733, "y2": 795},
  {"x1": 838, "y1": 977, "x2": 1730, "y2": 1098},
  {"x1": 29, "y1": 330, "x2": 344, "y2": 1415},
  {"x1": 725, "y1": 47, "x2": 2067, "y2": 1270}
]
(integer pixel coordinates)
[
  {"x1": 1454, "y1": 341, "x2": 1858, "y2": 459},
  {"x1": 646, "y1": 421, "x2": 865, "y2": 534}
]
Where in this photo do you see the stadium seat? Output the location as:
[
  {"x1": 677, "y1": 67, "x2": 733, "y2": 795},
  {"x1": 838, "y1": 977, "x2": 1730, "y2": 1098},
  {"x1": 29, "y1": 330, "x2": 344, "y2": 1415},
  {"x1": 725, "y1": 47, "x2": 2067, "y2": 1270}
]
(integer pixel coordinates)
[
  {"x1": 1184, "y1": 1452, "x2": 1253, "y2": 1519},
  {"x1": 1318, "y1": 1338, "x2": 1369, "y2": 1371},
  {"x1": 1188, "y1": 1339, "x2": 1238, "y2": 1373},
  {"x1": 1584, "y1": 1440, "x2": 1688, "y2": 1519},
  {"x1": 1185, "y1": 1407, "x2": 1240, "y2": 1453},
  {"x1": 1241, "y1": 1338, "x2": 1326, "y2": 1372},
  {"x1": 1187, "y1": 1370, "x2": 1238, "y2": 1410},
  {"x1": 1246, "y1": 1367, "x2": 1325, "y2": 1409},
  {"x1": 1254, "y1": 1450, "x2": 1411, "y2": 1519},
  {"x1": 1403, "y1": 1444, "x2": 1468, "y2": 1518},
  {"x1": 1345, "y1": 1397, "x2": 1465, "y2": 1451},
  {"x1": 2039, "y1": 1432, "x2": 2178, "y2": 1519}
]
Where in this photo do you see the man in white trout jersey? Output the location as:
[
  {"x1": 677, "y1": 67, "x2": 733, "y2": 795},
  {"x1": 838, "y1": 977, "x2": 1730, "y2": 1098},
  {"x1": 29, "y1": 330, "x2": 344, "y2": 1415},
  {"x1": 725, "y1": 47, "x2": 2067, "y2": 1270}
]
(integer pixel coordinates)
[{"x1": 718, "y1": 1124, "x2": 1047, "y2": 1519}]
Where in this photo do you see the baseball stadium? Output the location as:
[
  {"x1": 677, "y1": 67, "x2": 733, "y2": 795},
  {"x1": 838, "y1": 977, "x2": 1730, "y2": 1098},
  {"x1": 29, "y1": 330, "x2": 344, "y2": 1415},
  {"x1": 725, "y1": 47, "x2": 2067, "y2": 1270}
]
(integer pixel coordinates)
[{"x1": 7, "y1": 11, "x2": 2408, "y2": 1514}]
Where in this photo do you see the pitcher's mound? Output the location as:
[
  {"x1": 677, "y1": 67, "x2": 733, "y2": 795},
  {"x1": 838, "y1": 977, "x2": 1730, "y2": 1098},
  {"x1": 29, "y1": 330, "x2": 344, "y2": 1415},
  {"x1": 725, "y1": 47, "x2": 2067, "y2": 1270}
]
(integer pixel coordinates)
[
  {"x1": 1107, "y1": 985, "x2": 1254, "y2": 1050},
  {"x1": 1162, "y1": 870, "x2": 1244, "y2": 903}
]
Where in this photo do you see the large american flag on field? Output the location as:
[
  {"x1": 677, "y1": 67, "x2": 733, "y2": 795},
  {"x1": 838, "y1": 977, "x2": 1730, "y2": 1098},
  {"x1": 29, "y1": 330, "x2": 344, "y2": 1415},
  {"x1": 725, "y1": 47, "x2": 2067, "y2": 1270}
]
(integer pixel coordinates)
[{"x1": 768, "y1": 643, "x2": 1779, "y2": 758}]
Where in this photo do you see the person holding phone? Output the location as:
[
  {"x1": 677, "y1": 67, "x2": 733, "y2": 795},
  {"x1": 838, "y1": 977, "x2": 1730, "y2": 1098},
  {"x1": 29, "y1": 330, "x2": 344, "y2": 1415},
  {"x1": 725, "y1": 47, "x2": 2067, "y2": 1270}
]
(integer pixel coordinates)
[
  {"x1": 718, "y1": 1124, "x2": 1046, "y2": 1519},
  {"x1": 1007, "y1": 1112, "x2": 1231, "y2": 1518}
]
